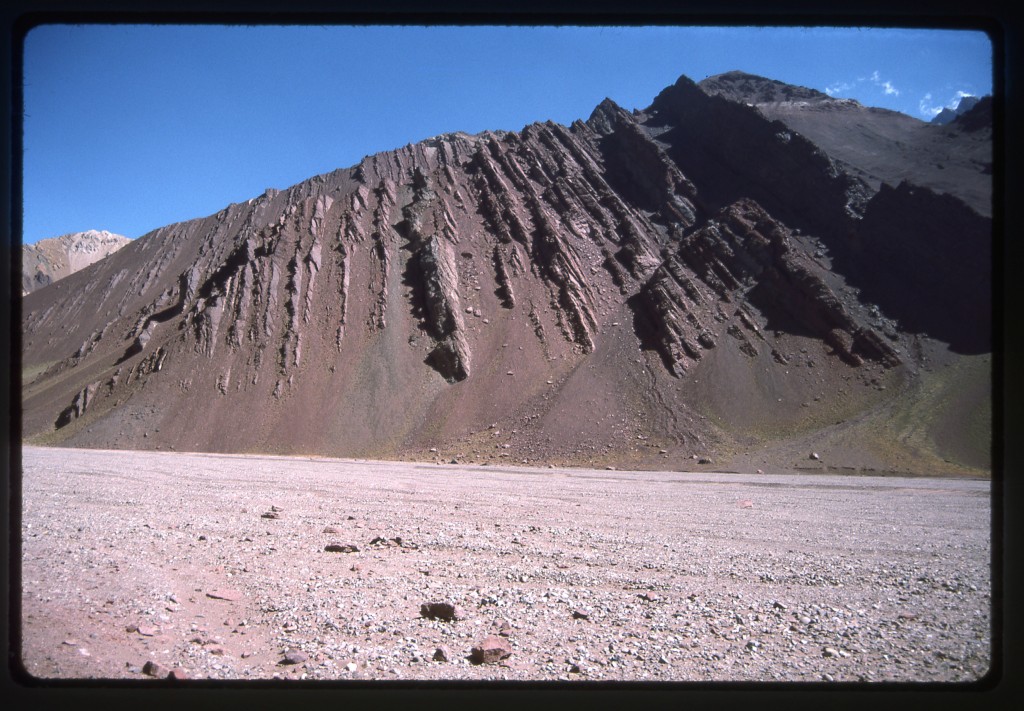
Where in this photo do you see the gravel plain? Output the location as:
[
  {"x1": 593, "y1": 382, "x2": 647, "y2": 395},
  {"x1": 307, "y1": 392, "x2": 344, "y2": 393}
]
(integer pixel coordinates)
[{"x1": 18, "y1": 446, "x2": 992, "y2": 683}]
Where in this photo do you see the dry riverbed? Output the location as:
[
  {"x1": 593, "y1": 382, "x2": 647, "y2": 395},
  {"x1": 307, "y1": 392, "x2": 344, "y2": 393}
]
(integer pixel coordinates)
[{"x1": 18, "y1": 446, "x2": 991, "y2": 682}]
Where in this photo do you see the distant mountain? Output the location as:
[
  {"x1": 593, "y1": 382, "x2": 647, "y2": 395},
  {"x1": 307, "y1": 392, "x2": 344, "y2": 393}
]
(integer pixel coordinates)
[
  {"x1": 20, "y1": 71, "x2": 992, "y2": 475},
  {"x1": 931, "y1": 94, "x2": 982, "y2": 125},
  {"x1": 22, "y1": 230, "x2": 131, "y2": 294},
  {"x1": 699, "y1": 71, "x2": 992, "y2": 217}
]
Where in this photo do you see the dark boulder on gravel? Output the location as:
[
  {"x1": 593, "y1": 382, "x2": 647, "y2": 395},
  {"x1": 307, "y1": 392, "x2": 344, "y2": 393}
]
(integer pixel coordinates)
[{"x1": 470, "y1": 635, "x2": 513, "y2": 665}]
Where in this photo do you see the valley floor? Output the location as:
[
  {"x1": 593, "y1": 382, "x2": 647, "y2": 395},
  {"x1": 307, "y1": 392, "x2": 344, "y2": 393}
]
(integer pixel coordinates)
[{"x1": 16, "y1": 446, "x2": 992, "y2": 683}]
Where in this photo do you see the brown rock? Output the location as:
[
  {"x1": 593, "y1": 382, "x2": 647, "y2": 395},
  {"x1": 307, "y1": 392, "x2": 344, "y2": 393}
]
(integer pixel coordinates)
[
  {"x1": 166, "y1": 668, "x2": 189, "y2": 680},
  {"x1": 420, "y1": 602, "x2": 464, "y2": 622},
  {"x1": 142, "y1": 660, "x2": 167, "y2": 678},
  {"x1": 470, "y1": 635, "x2": 512, "y2": 664},
  {"x1": 279, "y1": 649, "x2": 309, "y2": 665},
  {"x1": 325, "y1": 543, "x2": 359, "y2": 553},
  {"x1": 433, "y1": 646, "x2": 451, "y2": 662}
]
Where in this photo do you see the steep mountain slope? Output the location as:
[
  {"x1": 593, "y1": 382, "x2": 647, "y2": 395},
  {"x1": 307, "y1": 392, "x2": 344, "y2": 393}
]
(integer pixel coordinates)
[
  {"x1": 699, "y1": 71, "x2": 993, "y2": 217},
  {"x1": 20, "y1": 72, "x2": 992, "y2": 475},
  {"x1": 22, "y1": 230, "x2": 131, "y2": 294}
]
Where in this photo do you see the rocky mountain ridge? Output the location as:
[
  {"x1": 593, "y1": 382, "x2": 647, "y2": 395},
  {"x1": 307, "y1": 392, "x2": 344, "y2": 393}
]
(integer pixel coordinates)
[
  {"x1": 931, "y1": 94, "x2": 982, "y2": 124},
  {"x1": 698, "y1": 71, "x2": 993, "y2": 217},
  {"x1": 20, "y1": 71, "x2": 992, "y2": 475}
]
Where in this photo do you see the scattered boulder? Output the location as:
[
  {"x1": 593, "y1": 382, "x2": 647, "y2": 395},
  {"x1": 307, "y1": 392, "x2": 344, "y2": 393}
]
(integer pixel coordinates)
[
  {"x1": 470, "y1": 635, "x2": 512, "y2": 664},
  {"x1": 279, "y1": 649, "x2": 309, "y2": 665},
  {"x1": 433, "y1": 646, "x2": 451, "y2": 662},
  {"x1": 166, "y1": 668, "x2": 189, "y2": 680},
  {"x1": 810, "y1": 452, "x2": 821, "y2": 460},
  {"x1": 420, "y1": 602, "x2": 464, "y2": 622},
  {"x1": 369, "y1": 536, "x2": 402, "y2": 547},
  {"x1": 142, "y1": 660, "x2": 168, "y2": 678},
  {"x1": 325, "y1": 543, "x2": 359, "y2": 553}
]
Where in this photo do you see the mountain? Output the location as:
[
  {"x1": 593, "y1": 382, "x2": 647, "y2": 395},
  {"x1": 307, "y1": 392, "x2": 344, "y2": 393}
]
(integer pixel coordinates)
[
  {"x1": 20, "y1": 72, "x2": 993, "y2": 476},
  {"x1": 931, "y1": 94, "x2": 982, "y2": 125},
  {"x1": 699, "y1": 71, "x2": 993, "y2": 217},
  {"x1": 22, "y1": 230, "x2": 131, "y2": 294}
]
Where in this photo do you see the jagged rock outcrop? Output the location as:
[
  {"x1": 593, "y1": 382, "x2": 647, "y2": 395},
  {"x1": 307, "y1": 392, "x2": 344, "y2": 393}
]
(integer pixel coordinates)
[
  {"x1": 637, "y1": 199, "x2": 901, "y2": 376},
  {"x1": 20, "y1": 70, "x2": 992, "y2": 473}
]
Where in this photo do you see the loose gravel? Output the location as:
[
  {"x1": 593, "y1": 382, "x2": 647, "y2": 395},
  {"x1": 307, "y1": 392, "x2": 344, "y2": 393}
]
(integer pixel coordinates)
[{"x1": 19, "y1": 446, "x2": 991, "y2": 682}]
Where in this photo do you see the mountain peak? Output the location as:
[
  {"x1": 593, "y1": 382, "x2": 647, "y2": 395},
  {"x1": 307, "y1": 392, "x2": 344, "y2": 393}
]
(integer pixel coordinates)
[
  {"x1": 699, "y1": 71, "x2": 830, "y2": 104},
  {"x1": 22, "y1": 230, "x2": 131, "y2": 294},
  {"x1": 931, "y1": 94, "x2": 984, "y2": 125}
]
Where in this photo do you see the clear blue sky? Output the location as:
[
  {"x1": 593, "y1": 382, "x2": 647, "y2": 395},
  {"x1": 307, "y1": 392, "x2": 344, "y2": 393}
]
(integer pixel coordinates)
[{"x1": 20, "y1": 24, "x2": 993, "y2": 245}]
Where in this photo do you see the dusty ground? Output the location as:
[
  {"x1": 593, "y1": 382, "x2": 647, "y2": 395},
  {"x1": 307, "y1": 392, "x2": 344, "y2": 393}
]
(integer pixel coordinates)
[{"x1": 17, "y1": 446, "x2": 991, "y2": 683}]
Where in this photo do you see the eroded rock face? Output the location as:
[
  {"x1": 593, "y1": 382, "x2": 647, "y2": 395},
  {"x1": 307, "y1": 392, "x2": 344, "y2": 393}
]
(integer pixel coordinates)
[
  {"x1": 20, "y1": 70, "x2": 990, "y2": 464},
  {"x1": 636, "y1": 199, "x2": 901, "y2": 377}
]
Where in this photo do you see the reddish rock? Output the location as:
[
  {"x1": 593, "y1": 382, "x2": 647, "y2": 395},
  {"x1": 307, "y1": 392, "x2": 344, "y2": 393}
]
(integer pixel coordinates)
[
  {"x1": 470, "y1": 635, "x2": 512, "y2": 664},
  {"x1": 166, "y1": 668, "x2": 189, "y2": 680}
]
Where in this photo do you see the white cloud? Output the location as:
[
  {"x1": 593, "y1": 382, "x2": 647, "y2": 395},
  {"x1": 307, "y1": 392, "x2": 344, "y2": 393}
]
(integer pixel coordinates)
[
  {"x1": 919, "y1": 93, "x2": 942, "y2": 117},
  {"x1": 828, "y1": 70, "x2": 899, "y2": 99},
  {"x1": 867, "y1": 69, "x2": 899, "y2": 96},
  {"x1": 918, "y1": 89, "x2": 975, "y2": 118},
  {"x1": 825, "y1": 80, "x2": 853, "y2": 96}
]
